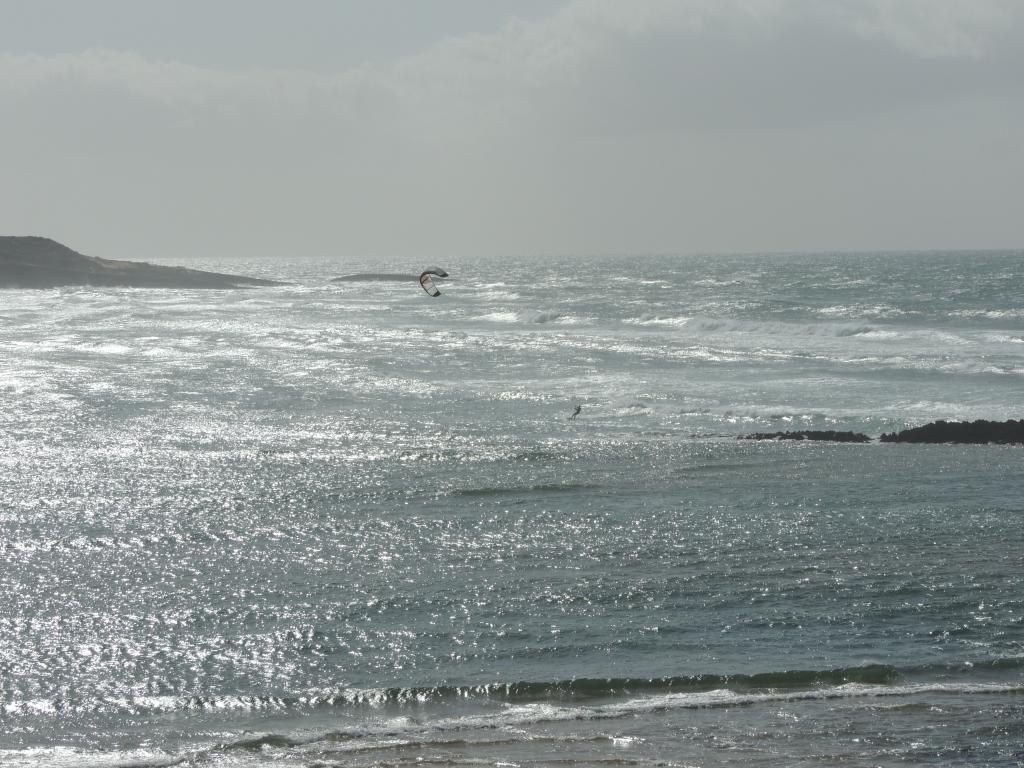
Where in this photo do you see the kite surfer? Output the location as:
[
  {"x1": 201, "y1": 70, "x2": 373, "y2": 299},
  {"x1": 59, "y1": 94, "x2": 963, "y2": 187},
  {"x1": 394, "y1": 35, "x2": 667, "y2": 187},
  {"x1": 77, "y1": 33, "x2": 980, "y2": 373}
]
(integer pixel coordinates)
[
  {"x1": 419, "y1": 268, "x2": 448, "y2": 297},
  {"x1": 569, "y1": 404, "x2": 582, "y2": 420}
]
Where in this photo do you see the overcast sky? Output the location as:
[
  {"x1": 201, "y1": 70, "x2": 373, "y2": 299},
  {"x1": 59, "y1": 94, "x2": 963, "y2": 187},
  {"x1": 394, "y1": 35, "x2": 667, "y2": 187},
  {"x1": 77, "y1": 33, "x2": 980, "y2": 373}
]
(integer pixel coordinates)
[{"x1": 1, "y1": 0, "x2": 1021, "y2": 261}]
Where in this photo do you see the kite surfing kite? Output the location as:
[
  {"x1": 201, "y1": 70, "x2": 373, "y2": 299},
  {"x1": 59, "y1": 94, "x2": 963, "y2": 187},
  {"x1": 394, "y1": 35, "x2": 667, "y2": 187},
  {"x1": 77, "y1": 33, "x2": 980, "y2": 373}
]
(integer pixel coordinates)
[{"x1": 419, "y1": 268, "x2": 449, "y2": 297}]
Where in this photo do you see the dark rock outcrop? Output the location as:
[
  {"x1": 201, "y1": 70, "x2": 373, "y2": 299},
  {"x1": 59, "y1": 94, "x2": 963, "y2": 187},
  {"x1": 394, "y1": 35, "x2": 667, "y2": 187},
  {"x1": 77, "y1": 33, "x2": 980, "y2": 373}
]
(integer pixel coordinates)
[
  {"x1": 880, "y1": 419, "x2": 1024, "y2": 445},
  {"x1": 0, "y1": 236, "x2": 286, "y2": 289},
  {"x1": 741, "y1": 430, "x2": 872, "y2": 443}
]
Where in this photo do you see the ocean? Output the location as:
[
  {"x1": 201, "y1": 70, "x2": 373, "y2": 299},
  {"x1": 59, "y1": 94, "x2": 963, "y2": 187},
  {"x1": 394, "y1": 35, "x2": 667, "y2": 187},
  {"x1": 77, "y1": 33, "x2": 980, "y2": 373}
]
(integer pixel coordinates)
[{"x1": 1, "y1": 252, "x2": 1022, "y2": 767}]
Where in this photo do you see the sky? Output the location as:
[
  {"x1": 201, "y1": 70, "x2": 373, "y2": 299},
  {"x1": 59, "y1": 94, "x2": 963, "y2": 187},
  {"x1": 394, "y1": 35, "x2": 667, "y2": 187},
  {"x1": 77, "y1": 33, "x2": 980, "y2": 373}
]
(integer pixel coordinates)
[{"x1": 1, "y1": 0, "x2": 1022, "y2": 262}]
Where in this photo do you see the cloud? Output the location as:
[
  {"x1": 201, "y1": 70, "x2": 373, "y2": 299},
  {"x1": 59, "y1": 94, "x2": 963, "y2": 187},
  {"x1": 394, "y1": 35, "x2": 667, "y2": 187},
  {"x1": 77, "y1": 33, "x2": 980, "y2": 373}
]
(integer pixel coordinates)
[
  {"x1": 1, "y1": 0, "x2": 1022, "y2": 258},
  {"x1": 842, "y1": 0, "x2": 1018, "y2": 58}
]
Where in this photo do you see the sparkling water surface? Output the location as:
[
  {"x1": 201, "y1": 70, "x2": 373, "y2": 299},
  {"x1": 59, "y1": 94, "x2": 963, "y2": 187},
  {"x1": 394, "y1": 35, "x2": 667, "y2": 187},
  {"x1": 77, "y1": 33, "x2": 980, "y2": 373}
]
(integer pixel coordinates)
[{"x1": 1, "y1": 252, "x2": 1022, "y2": 766}]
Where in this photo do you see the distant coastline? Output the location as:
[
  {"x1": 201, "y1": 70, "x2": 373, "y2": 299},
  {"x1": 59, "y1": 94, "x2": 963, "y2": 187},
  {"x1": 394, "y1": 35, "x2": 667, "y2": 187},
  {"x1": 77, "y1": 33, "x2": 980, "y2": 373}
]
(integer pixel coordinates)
[{"x1": 0, "y1": 236, "x2": 286, "y2": 289}]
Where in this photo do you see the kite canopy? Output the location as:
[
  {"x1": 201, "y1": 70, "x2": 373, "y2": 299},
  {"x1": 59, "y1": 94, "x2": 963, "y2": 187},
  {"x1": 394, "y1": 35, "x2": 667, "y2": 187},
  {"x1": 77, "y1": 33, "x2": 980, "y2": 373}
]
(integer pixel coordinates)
[{"x1": 419, "y1": 269, "x2": 446, "y2": 297}]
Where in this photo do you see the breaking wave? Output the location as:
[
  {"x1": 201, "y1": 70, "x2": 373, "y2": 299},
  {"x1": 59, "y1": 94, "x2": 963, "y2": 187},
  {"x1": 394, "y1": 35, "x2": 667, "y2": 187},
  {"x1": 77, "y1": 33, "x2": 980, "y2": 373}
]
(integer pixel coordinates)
[{"x1": 5, "y1": 659, "x2": 1021, "y2": 720}]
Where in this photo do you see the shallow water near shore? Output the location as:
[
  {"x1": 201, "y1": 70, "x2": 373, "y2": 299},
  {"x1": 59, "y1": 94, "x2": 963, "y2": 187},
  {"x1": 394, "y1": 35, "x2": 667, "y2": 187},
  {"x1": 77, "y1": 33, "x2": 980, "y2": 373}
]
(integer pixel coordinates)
[{"x1": 1, "y1": 252, "x2": 1023, "y2": 766}]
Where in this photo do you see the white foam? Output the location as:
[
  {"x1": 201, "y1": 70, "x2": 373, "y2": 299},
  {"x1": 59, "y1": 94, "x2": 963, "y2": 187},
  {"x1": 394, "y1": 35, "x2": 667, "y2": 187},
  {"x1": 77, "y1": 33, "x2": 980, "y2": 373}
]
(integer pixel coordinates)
[
  {"x1": 984, "y1": 334, "x2": 1024, "y2": 344},
  {"x1": 953, "y1": 308, "x2": 1024, "y2": 319},
  {"x1": 284, "y1": 680, "x2": 1024, "y2": 759},
  {"x1": 626, "y1": 314, "x2": 691, "y2": 328},
  {"x1": 75, "y1": 343, "x2": 133, "y2": 355},
  {"x1": 472, "y1": 310, "x2": 576, "y2": 325},
  {"x1": 476, "y1": 311, "x2": 519, "y2": 324},
  {"x1": 496, "y1": 681, "x2": 1024, "y2": 726},
  {"x1": 0, "y1": 747, "x2": 177, "y2": 768},
  {"x1": 525, "y1": 310, "x2": 563, "y2": 324}
]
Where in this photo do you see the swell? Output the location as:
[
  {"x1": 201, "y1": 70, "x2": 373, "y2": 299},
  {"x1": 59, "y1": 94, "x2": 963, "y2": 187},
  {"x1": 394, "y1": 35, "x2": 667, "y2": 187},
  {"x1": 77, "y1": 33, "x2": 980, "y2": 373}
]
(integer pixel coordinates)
[
  {"x1": 626, "y1": 314, "x2": 1015, "y2": 351},
  {"x1": 318, "y1": 658, "x2": 1024, "y2": 705},
  {"x1": 203, "y1": 675, "x2": 1024, "y2": 760},
  {"x1": 4, "y1": 659, "x2": 1021, "y2": 719},
  {"x1": 6, "y1": 678, "x2": 1022, "y2": 767},
  {"x1": 451, "y1": 482, "x2": 602, "y2": 498},
  {"x1": 628, "y1": 315, "x2": 909, "y2": 337}
]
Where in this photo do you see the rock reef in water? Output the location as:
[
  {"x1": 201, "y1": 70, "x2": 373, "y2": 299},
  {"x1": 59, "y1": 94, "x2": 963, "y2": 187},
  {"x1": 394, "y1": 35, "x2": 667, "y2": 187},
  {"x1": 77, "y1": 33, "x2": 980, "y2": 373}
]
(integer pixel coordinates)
[
  {"x1": 880, "y1": 419, "x2": 1024, "y2": 445},
  {"x1": 740, "y1": 430, "x2": 872, "y2": 443},
  {"x1": 741, "y1": 420, "x2": 1024, "y2": 445},
  {"x1": 0, "y1": 236, "x2": 286, "y2": 289}
]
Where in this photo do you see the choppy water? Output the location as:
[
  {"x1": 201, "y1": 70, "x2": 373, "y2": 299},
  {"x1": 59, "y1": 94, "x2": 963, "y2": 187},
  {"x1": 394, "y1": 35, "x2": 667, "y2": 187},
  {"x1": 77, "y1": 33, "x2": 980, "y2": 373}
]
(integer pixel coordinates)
[{"x1": 1, "y1": 252, "x2": 1022, "y2": 767}]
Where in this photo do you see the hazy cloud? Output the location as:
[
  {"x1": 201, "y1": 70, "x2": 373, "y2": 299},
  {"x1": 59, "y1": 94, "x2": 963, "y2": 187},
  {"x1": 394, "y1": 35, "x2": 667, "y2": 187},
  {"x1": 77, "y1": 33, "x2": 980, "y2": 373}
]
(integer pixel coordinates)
[
  {"x1": 1, "y1": 0, "x2": 1021, "y2": 260},
  {"x1": 843, "y1": 0, "x2": 1017, "y2": 58}
]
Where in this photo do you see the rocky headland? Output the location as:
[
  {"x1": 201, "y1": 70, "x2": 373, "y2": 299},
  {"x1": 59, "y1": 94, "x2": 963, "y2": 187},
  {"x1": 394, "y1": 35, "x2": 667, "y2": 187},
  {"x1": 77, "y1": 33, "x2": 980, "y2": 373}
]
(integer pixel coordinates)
[{"x1": 0, "y1": 236, "x2": 286, "y2": 289}]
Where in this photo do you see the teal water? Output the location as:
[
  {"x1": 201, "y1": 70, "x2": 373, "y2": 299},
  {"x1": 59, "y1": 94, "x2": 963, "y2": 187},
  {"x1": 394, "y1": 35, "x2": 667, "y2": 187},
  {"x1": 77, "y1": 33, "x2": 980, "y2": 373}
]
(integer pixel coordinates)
[{"x1": 1, "y1": 253, "x2": 1022, "y2": 766}]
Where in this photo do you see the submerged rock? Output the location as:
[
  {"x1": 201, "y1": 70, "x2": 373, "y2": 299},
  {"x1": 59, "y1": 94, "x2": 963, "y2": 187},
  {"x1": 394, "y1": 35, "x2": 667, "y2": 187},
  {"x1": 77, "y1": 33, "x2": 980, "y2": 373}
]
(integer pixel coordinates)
[
  {"x1": 879, "y1": 419, "x2": 1024, "y2": 445},
  {"x1": 740, "y1": 430, "x2": 872, "y2": 443},
  {"x1": 0, "y1": 236, "x2": 286, "y2": 289}
]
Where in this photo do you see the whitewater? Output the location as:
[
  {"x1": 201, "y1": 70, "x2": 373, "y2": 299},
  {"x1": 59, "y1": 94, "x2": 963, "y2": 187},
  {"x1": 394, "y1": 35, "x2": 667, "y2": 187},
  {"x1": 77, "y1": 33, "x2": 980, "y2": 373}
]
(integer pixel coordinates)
[{"x1": 1, "y1": 251, "x2": 1022, "y2": 766}]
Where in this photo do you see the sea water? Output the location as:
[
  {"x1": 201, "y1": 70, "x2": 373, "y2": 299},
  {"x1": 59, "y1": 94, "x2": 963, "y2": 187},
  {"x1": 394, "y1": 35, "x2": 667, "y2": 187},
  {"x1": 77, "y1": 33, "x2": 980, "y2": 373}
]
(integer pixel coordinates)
[{"x1": 1, "y1": 252, "x2": 1022, "y2": 767}]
